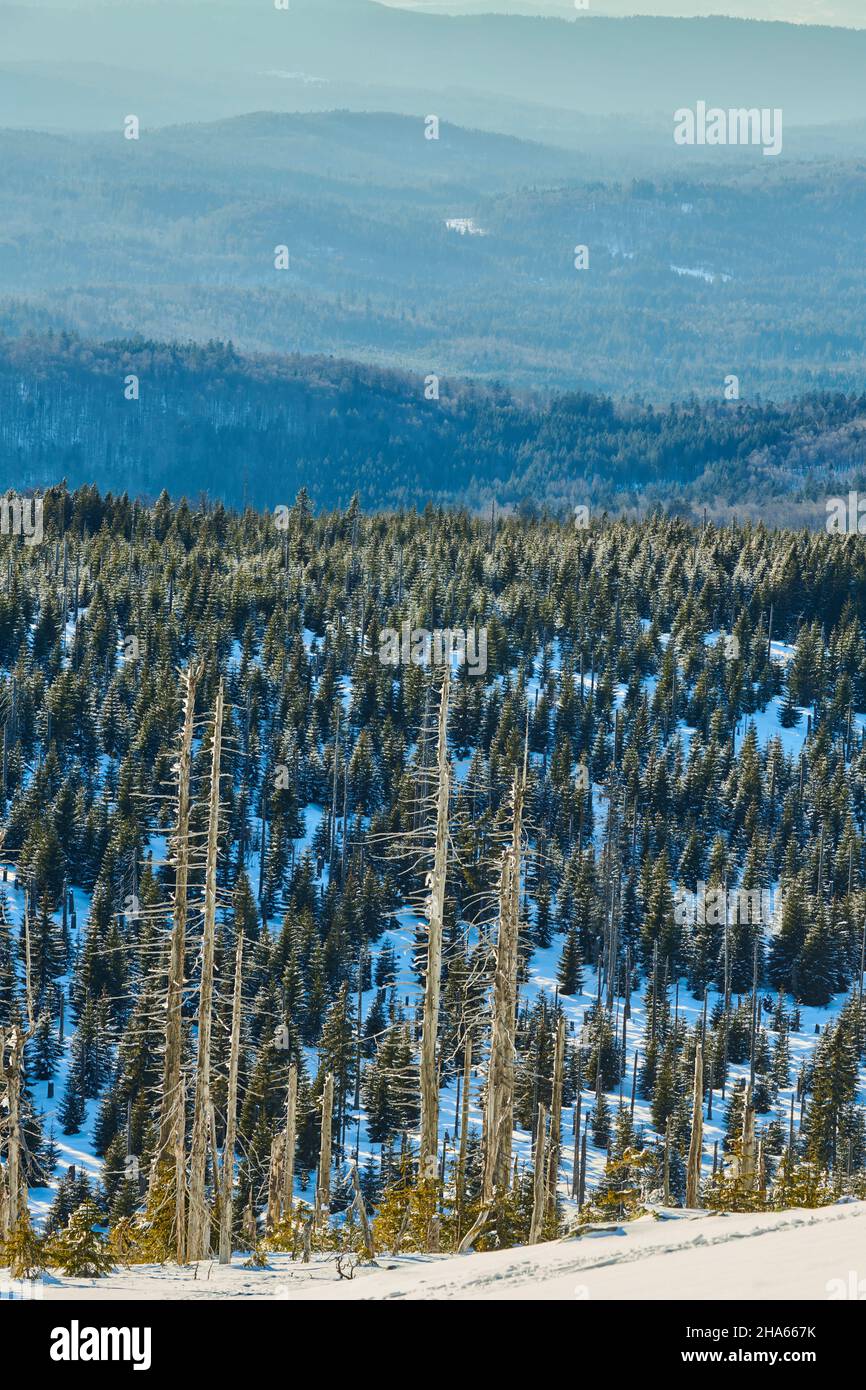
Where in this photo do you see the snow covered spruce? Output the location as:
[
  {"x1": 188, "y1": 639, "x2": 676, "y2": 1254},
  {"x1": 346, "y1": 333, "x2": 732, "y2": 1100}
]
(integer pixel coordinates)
[{"x1": 2, "y1": 489, "x2": 866, "y2": 1290}]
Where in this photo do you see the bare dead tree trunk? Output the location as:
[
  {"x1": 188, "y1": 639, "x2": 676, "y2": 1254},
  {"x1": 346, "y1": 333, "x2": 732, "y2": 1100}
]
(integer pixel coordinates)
[
  {"x1": 757, "y1": 1137, "x2": 766, "y2": 1203},
  {"x1": 663, "y1": 1115, "x2": 672, "y2": 1205},
  {"x1": 349, "y1": 1160, "x2": 375, "y2": 1259},
  {"x1": 0, "y1": 1027, "x2": 25, "y2": 1237},
  {"x1": 483, "y1": 761, "x2": 526, "y2": 1203},
  {"x1": 741, "y1": 1084, "x2": 757, "y2": 1189},
  {"x1": 419, "y1": 666, "x2": 450, "y2": 1177},
  {"x1": 218, "y1": 929, "x2": 243, "y2": 1264},
  {"x1": 546, "y1": 1014, "x2": 566, "y2": 1226},
  {"x1": 529, "y1": 1103, "x2": 548, "y2": 1244},
  {"x1": 317, "y1": 1070, "x2": 335, "y2": 1227},
  {"x1": 267, "y1": 1133, "x2": 285, "y2": 1232},
  {"x1": 174, "y1": 1074, "x2": 187, "y2": 1264},
  {"x1": 456, "y1": 1027, "x2": 472, "y2": 1236},
  {"x1": 283, "y1": 1061, "x2": 298, "y2": 1222},
  {"x1": 685, "y1": 1041, "x2": 703, "y2": 1208},
  {"x1": 187, "y1": 679, "x2": 224, "y2": 1261},
  {"x1": 157, "y1": 662, "x2": 199, "y2": 1173},
  {"x1": 570, "y1": 1098, "x2": 582, "y2": 1198},
  {"x1": 0, "y1": 898, "x2": 36, "y2": 1238},
  {"x1": 578, "y1": 1126, "x2": 587, "y2": 1210}
]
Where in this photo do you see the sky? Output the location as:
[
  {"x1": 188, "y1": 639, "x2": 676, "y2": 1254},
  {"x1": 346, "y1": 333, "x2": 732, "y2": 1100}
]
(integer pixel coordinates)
[
  {"x1": 6, "y1": 0, "x2": 863, "y2": 18},
  {"x1": 381, "y1": 1, "x2": 863, "y2": 21}
]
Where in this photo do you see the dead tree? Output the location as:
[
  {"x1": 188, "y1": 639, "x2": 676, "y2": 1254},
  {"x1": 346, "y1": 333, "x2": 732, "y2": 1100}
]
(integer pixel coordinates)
[
  {"x1": 546, "y1": 1013, "x2": 566, "y2": 1226},
  {"x1": 266, "y1": 1133, "x2": 285, "y2": 1232},
  {"x1": 317, "y1": 1070, "x2": 335, "y2": 1227},
  {"x1": 483, "y1": 759, "x2": 526, "y2": 1203},
  {"x1": 283, "y1": 1061, "x2": 298, "y2": 1222},
  {"x1": 0, "y1": 1026, "x2": 27, "y2": 1237},
  {"x1": 663, "y1": 1115, "x2": 673, "y2": 1205},
  {"x1": 685, "y1": 1041, "x2": 703, "y2": 1208},
  {"x1": 529, "y1": 1103, "x2": 548, "y2": 1244},
  {"x1": 0, "y1": 893, "x2": 36, "y2": 1238},
  {"x1": 349, "y1": 1160, "x2": 375, "y2": 1260},
  {"x1": 218, "y1": 929, "x2": 244, "y2": 1265},
  {"x1": 187, "y1": 679, "x2": 224, "y2": 1261},
  {"x1": 155, "y1": 661, "x2": 200, "y2": 1261},
  {"x1": 419, "y1": 666, "x2": 450, "y2": 1177},
  {"x1": 741, "y1": 1084, "x2": 757, "y2": 1188},
  {"x1": 456, "y1": 1027, "x2": 472, "y2": 1235},
  {"x1": 174, "y1": 1075, "x2": 187, "y2": 1265}
]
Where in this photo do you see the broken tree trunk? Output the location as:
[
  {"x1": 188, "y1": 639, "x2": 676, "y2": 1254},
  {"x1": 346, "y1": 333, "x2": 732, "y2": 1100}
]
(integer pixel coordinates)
[
  {"x1": 419, "y1": 665, "x2": 450, "y2": 1178},
  {"x1": 187, "y1": 678, "x2": 224, "y2": 1261},
  {"x1": 218, "y1": 929, "x2": 243, "y2": 1265},
  {"x1": 685, "y1": 1041, "x2": 703, "y2": 1209}
]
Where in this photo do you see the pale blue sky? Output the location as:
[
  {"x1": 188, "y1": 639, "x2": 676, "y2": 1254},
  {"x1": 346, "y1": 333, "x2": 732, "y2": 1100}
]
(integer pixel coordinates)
[
  {"x1": 8, "y1": 0, "x2": 864, "y2": 17},
  {"x1": 382, "y1": 1, "x2": 862, "y2": 21}
]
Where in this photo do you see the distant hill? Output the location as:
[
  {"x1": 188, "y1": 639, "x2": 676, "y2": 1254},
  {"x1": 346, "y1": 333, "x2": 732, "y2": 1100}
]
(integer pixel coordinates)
[
  {"x1": 3, "y1": 8, "x2": 866, "y2": 130},
  {"x1": 2, "y1": 332, "x2": 865, "y2": 524},
  {"x1": 1, "y1": 114, "x2": 864, "y2": 400}
]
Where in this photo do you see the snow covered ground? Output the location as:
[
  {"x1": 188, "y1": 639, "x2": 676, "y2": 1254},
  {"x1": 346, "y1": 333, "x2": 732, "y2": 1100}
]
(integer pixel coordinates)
[{"x1": 12, "y1": 1201, "x2": 866, "y2": 1302}]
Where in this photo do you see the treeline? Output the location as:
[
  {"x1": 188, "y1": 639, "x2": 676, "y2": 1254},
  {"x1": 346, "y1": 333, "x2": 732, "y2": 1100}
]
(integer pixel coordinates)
[{"x1": 2, "y1": 334, "x2": 866, "y2": 519}]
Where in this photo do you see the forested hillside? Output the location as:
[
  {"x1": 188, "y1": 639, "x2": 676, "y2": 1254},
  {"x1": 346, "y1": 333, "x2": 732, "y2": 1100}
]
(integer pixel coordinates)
[
  {"x1": 2, "y1": 487, "x2": 866, "y2": 1269},
  {"x1": 2, "y1": 335, "x2": 865, "y2": 521},
  {"x1": 2, "y1": 115, "x2": 865, "y2": 397}
]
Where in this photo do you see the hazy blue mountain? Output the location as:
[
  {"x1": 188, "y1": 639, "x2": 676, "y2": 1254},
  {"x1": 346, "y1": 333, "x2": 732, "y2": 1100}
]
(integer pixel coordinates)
[
  {"x1": 1, "y1": 112, "x2": 864, "y2": 400},
  {"x1": 3, "y1": 6, "x2": 866, "y2": 131}
]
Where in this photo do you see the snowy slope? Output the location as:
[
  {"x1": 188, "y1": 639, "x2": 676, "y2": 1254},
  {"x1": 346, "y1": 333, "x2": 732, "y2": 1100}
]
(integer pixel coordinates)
[{"x1": 12, "y1": 1201, "x2": 866, "y2": 1301}]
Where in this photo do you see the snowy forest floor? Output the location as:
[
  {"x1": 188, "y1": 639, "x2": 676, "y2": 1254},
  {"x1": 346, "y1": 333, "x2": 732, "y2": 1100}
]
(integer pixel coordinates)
[{"x1": 9, "y1": 1199, "x2": 866, "y2": 1301}]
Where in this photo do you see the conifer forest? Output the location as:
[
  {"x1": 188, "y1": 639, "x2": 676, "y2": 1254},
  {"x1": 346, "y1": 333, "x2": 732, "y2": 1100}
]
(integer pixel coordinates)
[{"x1": 3, "y1": 0, "x2": 866, "y2": 1319}]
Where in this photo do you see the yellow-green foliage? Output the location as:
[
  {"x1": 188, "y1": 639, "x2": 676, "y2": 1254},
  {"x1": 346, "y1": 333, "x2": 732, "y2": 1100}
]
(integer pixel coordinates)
[
  {"x1": 468, "y1": 1172, "x2": 542, "y2": 1251},
  {"x1": 2, "y1": 1216, "x2": 47, "y2": 1280},
  {"x1": 372, "y1": 1174, "x2": 451, "y2": 1253},
  {"x1": 265, "y1": 1201, "x2": 347, "y2": 1257},
  {"x1": 579, "y1": 1147, "x2": 655, "y2": 1225},
  {"x1": 771, "y1": 1154, "x2": 835, "y2": 1210},
  {"x1": 131, "y1": 1163, "x2": 180, "y2": 1262},
  {"x1": 48, "y1": 1202, "x2": 115, "y2": 1278},
  {"x1": 108, "y1": 1215, "x2": 143, "y2": 1267},
  {"x1": 242, "y1": 1242, "x2": 270, "y2": 1269}
]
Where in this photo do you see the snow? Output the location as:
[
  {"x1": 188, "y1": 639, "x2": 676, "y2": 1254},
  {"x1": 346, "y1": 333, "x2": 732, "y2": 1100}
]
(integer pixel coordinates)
[
  {"x1": 8, "y1": 613, "x2": 866, "y2": 1260},
  {"x1": 11, "y1": 1201, "x2": 866, "y2": 1301}
]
